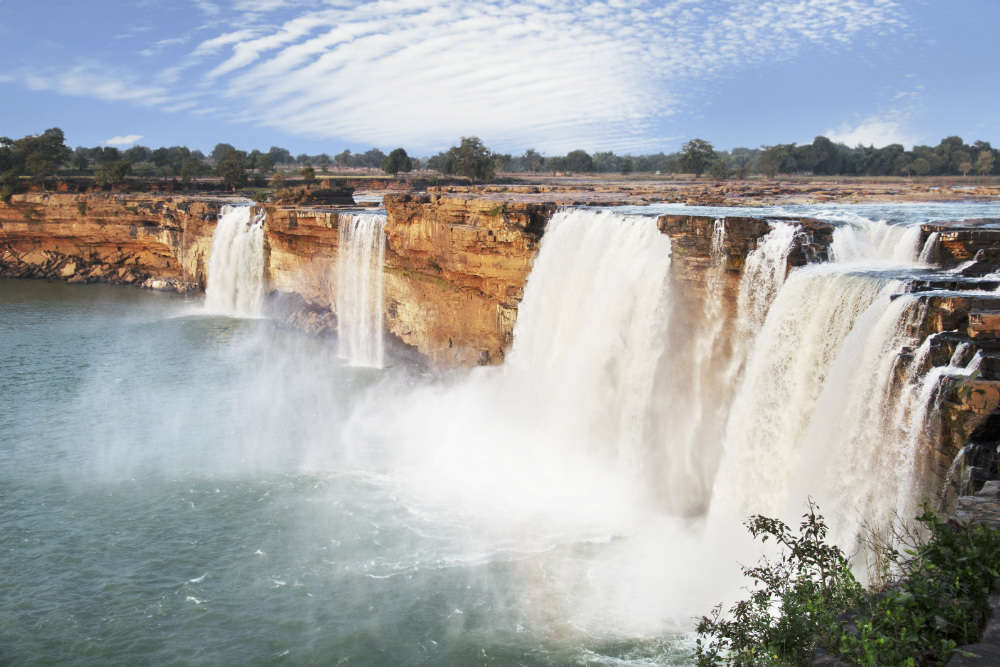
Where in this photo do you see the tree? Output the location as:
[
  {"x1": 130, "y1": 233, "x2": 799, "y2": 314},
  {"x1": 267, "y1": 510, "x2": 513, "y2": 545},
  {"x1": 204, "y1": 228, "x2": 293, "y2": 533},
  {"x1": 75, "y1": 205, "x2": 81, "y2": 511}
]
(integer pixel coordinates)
[
  {"x1": 72, "y1": 149, "x2": 89, "y2": 172},
  {"x1": 94, "y1": 160, "x2": 132, "y2": 186},
  {"x1": 211, "y1": 143, "x2": 238, "y2": 163},
  {"x1": 521, "y1": 148, "x2": 544, "y2": 172},
  {"x1": 680, "y1": 138, "x2": 717, "y2": 177},
  {"x1": 299, "y1": 165, "x2": 316, "y2": 185},
  {"x1": 707, "y1": 158, "x2": 729, "y2": 179},
  {"x1": 267, "y1": 146, "x2": 293, "y2": 166},
  {"x1": 4, "y1": 128, "x2": 73, "y2": 181},
  {"x1": 123, "y1": 145, "x2": 150, "y2": 164},
  {"x1": 314, "y1": 153, "x2": 330, "y2": 171},
  {"x1": 179, "y1": 157, "x2": 204, "y2": 185},
  {"x1": 441, "y1": 137, "x2": 495, "y2": 181},
  {"x1": 592, "y1": 151, "x2": 621, "y2": 173},
  {"x1": 269, "y1": 172, "x2": 287, "y2": 190},
  {"x1": 620, "y1": 157, "x2": 634, "y2": 174},
  {"x1": 545, "y1": 155, "x2": 567, "y2": 173},
  {"x1": 216, "y1": 149, "x2": 248, "y2": 189},
  {"x1": 151, "y1": 147, "x2": 171, "y2": 168},
  {"x1": 975, "y1": 150, "x2": 995, "y2": 176},
  {"x1": 335, "y1": 149, "x2": 353, "y2": 168},
  {"x1": 759, "y1": 144, "x2": 795, "y2": 178},
  {"x1": 810, "y1": 136, "x2": 841, "y2": 174},
  {"x1": 895, "y1": 154, "x2": 914, "y2": 177},
  {"x1": 360, "y1": 148, "x2": 386, "y2": 168},
  {"x1": 381, "y1": 148, "x2": 413, "y2": 175},
  {"x1": 492, "y1": 153, "x2": 513, "y2": 173},
  {"x1": 731, "y1": 152, "x2": 752, "y2": 179},
  {"x1": 911, "y1": 157, "x2": 931, "y2": 176},
  {"x1": 564, "y1": 149, "x2": 594, "y2": 172},
  {"x1": 256, "y1": 153, "x2": 276, "y2": 174}
]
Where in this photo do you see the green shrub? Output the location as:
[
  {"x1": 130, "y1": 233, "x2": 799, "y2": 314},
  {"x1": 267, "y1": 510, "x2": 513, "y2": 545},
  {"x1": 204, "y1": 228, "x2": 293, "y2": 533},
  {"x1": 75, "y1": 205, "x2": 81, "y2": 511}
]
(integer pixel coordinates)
[
  {"x1": 696, "y1": 501, "x2": 863, "y2": 665},
  {"x1": 696, "y1": 503, "x2": 1000, "y2": 666}
]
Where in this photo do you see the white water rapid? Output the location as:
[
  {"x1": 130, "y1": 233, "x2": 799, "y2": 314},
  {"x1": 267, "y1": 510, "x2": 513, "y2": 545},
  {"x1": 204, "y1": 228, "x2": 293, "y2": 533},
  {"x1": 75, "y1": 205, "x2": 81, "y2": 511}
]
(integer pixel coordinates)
[
  {"x1": 709, "y1": 212, "x2": 952, "y2": 553},
  {"x1": 335, "y1": 213, "x2": 386, "y2": 368},
  {"x1": 348, "y1": 207, "x2": 974, "y2": 638},
  {"x1": 204, "y1": 205, "x2": 266, "y2": 317}
]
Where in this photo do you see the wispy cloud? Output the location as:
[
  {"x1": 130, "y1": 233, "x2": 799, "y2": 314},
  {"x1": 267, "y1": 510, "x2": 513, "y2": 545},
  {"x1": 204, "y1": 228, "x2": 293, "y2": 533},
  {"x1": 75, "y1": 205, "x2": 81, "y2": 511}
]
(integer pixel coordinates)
[
  {"x1": 192, "y1": 0, "x2": 220, "y2": 16},
  {"x1": 5, "y1": 0, "x2": 911, "y2": 151},
  {"x1": 139, "y1": 36, "x2": 191, "y2": 57},
  {"x1": 18, "y1": 62, "x2": 171, "y2": 106},
  {"x1": 105, "y1": 134, "x2": 144, "y2": 146},
  {"x1": 174, "y1": 0, "x2": 907, "y2": 151}
]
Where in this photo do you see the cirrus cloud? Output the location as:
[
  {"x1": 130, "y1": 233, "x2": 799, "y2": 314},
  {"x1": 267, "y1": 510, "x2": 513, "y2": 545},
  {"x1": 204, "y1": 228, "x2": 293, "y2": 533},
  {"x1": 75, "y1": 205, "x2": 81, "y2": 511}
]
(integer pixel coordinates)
[
  {"x1": 174, "y1": 0, "x2": 906, "y2": 152},
  {"x1": 6, "y1": 0, "x2": 910, "y2": 152}
]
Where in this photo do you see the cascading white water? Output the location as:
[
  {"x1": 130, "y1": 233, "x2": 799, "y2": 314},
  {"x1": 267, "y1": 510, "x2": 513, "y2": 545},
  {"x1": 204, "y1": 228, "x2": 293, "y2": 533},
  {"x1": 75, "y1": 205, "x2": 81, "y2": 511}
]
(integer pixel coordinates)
[
  {"x1": 710, "y1": 213, "x2": 962, "y2": 552},
  {"x1": 918, "y1": 231, "x2": 940, "y2": 265},
  {"x1": 351, "y1": 208, "x2": 694, "y2": 634},
  {"x1": 335, "y1": 213, "x2": 386, "y2": 368},
  {"x1": 204, "y1": 205, "x2": 266, "y2": 317},
  {"x1": 347, "y1": 206, "x2": 981, "y2": 637},
  {"x1": 735, "y1": 221, "x2": 798, "y2": 339},
  {"x1": 712, "y1": 270, "x2": 898, "y2": 519},
  {"x1": 830, "y1": 216, "x2": 923, "y2": 265},
  {"x1": 503, "y1": 209, "x2": 674, "y2": 479}
]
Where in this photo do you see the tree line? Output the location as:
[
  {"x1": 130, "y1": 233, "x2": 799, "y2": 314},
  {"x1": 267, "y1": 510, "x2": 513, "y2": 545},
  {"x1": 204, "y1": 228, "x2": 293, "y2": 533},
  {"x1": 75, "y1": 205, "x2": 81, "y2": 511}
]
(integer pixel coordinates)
[
  {"x1": 3, "y1": 128, "x2": 999, "y2": 198},
  {"x1": 490, "y1": 135, "x2": 999, "y2": 179}
]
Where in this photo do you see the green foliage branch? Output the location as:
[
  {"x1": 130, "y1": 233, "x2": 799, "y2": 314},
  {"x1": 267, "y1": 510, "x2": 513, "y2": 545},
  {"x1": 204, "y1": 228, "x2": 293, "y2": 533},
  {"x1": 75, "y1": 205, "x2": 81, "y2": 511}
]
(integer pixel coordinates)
[{"x1": 696, "y1": 502, "x2": 1000, "y2": 666}]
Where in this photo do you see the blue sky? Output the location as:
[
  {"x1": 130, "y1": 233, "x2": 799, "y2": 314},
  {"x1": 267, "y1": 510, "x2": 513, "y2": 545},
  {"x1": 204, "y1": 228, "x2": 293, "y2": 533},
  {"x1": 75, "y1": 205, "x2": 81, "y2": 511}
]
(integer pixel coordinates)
[{"x1": 1, "y1": 0, "x2": 997, "y2": 156}]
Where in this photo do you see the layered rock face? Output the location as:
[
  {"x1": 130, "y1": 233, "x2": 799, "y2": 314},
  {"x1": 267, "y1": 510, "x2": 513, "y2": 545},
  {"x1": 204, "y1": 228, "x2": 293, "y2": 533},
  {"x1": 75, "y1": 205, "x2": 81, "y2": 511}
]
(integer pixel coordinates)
[
  {"x1": 381, "y1": 194, "x2": 553, "y2": 364},
  {"x1": 0, "y1": 193, "x2": 223, "y2": 291},
  {"x1": 657, "y1": 214, "x2": 833, "y2": 315},
  {"x1": 259, "y1": 195, "x2": 554, "y2": 365},
  {"x1": 260, "y1": 205, "x2": 344, "y2": 335}
]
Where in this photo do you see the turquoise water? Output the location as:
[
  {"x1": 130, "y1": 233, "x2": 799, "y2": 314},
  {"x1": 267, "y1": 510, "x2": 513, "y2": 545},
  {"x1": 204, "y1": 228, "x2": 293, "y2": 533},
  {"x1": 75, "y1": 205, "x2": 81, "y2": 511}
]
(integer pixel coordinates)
[{"x1": 0, "y1": 280, "x2": 688, "y2": 666}]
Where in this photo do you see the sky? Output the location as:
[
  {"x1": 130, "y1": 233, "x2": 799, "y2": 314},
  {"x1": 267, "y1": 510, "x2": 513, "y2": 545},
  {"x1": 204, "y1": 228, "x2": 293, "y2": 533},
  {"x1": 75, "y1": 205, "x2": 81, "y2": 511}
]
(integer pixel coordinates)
[{"x1": 1, "y1": 0, "x2": 997, "y2": 156}]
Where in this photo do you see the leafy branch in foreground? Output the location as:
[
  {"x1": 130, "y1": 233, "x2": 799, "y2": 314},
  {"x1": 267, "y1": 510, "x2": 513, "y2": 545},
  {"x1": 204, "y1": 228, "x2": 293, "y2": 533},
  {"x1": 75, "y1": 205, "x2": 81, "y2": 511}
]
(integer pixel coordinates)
[{"x1": 696, "y1": 502, "x2": 1000, "y2": 666}]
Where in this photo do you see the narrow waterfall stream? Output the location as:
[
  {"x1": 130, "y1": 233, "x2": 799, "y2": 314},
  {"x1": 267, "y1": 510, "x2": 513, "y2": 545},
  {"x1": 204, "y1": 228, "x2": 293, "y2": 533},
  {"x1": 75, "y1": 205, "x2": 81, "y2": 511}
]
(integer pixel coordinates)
[
  {"x1": 204, "y1": 205, "x2": 266, "y2": 317},
  {"x1": 335, "y1": 213, "x2": 386, "y2": 368}
]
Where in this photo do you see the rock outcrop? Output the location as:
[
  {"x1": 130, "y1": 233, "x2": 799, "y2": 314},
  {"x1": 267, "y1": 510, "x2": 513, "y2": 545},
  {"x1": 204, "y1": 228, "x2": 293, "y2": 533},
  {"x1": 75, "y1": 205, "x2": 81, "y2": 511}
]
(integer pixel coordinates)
[
  {"x1": 657, "y1": 214, "x2": 834, "y2": 316},
  {"x1": 256, "y1": 195, "x2": 554, "y2": 365},
  {"x1": 0, "y1": 193, "x2": 224, "y2": 291},
  {"x1": 381, "y1": 194, "x2": 553, "y2": 365}
]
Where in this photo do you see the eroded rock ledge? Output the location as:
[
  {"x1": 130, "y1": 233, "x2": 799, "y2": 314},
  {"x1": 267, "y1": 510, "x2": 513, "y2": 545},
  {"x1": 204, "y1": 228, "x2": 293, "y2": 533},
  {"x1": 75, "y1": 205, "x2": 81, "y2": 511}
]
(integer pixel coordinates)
[
  {"x1": 0, "y1": 192, "x2": 224, "y2": 291},
  {"x1": 4, "y1": 192, "x2": 1000, "y2": 371}
]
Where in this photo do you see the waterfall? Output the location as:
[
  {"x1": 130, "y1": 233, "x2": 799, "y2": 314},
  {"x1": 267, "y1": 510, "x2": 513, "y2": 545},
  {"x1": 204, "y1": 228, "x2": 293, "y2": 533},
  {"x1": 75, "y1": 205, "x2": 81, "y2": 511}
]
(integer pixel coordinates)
[
  {"x1": 348, "y1": 205, "x2": 989, "y2": 632},
  {"x1": 365, "y1": 209, "x2": 674, "y2": 524},
  {"x1": 709, "y1": 212, "x2": 963, "y2": 550},
  {"x1": 335, "y1": 213, "x2": 386, "y2": 368},
  {"x1": 829, "y1": 217, "x2": 923, "y2": 264},
  {"x1": 735, "y1": 222, "x2": 798, "y2": 339},
  {"x1": 918, "y1": 231, "x2": 940, "y2": 265},
  {"x1": 204, "y1": 205, "x2": 266, "y2": 317},
  {"x1": 711, "y1": 270, "x2": 897, "y2": 519},
  {"x1": 504, "y1": 209, "x2": 673, "y2": 474}
]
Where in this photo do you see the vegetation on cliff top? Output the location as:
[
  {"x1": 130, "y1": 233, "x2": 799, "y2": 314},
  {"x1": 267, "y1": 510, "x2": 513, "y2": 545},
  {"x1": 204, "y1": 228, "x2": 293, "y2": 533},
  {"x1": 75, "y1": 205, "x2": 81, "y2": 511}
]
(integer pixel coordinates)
[
  {"x1": 696, "y1": 503, "x2": 1000, "y2": 666},
  {"x1": 2, "y1": 127, "x2": 1000, "y2": 199}
]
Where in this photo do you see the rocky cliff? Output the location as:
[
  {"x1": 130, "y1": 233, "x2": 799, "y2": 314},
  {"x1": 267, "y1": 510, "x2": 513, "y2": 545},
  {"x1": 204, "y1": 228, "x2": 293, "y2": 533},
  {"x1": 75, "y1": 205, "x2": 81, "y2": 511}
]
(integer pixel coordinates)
[
  {"x1": 381, "y1": 194, "x2": 553, "y2": 365},
  {"x1": 256, "y1": 195, "x2": 554, "y2": 365},
  {"x1": 0, "y1": 192, "x2": 224, "y2": 291}
]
